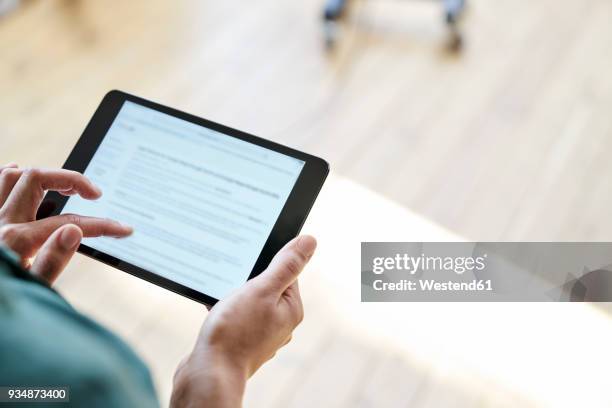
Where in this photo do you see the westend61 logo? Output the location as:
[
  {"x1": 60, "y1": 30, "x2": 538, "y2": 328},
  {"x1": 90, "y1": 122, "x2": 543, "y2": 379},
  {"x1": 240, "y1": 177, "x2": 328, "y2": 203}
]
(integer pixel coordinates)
[
  {"x1": 372, "y1": 253, "x2": 487, "y2": 275},
  {"x1": 361, "y1": 242, "x2": 612, "y2": 302},
  {"x1": 369, "y1": 252, "x2": 492, "y2": 293}
]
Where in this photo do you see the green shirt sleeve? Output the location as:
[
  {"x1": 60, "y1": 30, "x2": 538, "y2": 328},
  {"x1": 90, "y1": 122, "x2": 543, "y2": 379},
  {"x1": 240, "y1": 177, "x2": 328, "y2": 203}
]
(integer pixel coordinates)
[{"x1": 0, "y1": 246, "x2": 160, "y2": 408}]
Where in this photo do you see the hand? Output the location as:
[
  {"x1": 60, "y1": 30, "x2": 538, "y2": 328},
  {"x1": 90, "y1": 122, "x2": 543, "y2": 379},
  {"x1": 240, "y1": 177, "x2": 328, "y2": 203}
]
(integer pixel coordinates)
[
  {"x1": 0, "y1": 164, "x2": 133, "y2": 284},
  {"x1": 171, "y1": 235, "x2": 317, "y2": 408}
]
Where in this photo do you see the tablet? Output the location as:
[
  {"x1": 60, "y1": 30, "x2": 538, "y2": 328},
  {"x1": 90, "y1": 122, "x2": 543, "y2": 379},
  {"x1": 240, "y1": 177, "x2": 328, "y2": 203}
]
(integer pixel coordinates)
[{"x1": 40, "y1": 90, "x2": 329, "y2": 306}]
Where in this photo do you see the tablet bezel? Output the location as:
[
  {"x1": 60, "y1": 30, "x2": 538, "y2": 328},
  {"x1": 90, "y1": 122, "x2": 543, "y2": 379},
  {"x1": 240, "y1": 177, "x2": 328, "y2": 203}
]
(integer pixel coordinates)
[{"x1": 39, "y1": 90, "x2": 329, "y2": 306}]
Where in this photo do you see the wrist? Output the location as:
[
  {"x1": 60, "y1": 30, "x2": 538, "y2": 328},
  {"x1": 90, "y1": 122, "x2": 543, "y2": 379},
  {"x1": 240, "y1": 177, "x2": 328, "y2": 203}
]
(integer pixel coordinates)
[{"x1": 172, "y1": 348, "x2": 248, "y2": 408}]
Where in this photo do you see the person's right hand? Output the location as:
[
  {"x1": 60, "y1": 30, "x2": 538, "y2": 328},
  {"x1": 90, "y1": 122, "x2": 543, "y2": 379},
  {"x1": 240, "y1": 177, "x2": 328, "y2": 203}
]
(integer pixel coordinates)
[
  {"x1": 0, "y1": 164, "x2": 133, "y2": 284},
  {"x1": 171, "y1": 235, "x2": 317, "y2": 408}
]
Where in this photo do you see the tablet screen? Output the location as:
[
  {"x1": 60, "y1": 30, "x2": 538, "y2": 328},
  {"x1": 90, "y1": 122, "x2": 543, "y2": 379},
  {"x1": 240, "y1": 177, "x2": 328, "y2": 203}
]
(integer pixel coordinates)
[{"x1": 61, "y1": 101, "x2": 305, "y2": 299}]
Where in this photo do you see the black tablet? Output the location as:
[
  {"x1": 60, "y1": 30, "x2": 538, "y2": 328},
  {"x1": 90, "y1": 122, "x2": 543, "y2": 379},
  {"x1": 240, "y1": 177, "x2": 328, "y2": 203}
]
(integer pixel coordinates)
[{"x1": 40, "y1": 90, "x2": 328, "y2": 306}]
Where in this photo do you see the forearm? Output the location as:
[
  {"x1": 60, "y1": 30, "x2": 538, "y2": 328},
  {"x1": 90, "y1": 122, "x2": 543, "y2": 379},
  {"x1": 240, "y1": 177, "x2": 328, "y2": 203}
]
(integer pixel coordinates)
[{"x1": 171, "y1": 351, "x2": 247, "y2": 408}]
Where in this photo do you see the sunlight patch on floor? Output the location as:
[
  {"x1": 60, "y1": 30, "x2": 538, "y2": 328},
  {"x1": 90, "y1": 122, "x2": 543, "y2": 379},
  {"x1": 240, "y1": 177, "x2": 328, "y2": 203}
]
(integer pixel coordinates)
[{"x1": 302, "y1": 174, "x2": 612, "y2": 407}]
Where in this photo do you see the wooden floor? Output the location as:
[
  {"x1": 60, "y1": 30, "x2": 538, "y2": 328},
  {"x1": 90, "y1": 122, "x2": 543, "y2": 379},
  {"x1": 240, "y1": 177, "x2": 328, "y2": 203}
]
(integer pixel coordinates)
[
  {"x1": 1, "y1": 0, "x2": 612, "y2": 406},
  {"x1": 2, "y1": 0, "x2": 612, "y2": 242}
]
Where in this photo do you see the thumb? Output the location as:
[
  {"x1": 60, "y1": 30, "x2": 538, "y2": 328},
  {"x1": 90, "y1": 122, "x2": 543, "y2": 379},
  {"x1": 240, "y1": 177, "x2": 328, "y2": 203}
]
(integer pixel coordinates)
[
  {"x1": 256, "y1": 235, "x2": 317, "y2": 293},
  {"x1": 31, "y1": 224, "x2": 82, "y2": 284}
]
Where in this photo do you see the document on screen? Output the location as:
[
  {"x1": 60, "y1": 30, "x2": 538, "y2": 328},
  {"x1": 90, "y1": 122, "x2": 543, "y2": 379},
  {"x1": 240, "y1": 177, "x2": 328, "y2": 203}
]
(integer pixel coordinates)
[{"x1": 61, "y1": 101, "x2": 305, "y2": 299}]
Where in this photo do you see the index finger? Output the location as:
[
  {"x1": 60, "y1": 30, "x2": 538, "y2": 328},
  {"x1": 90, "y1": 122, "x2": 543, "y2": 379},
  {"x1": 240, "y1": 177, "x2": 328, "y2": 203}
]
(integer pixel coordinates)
[
  {"x1": 2, "y1": 215, "x2": 133, "y2": 257},
  {"x1": 0, "y1": 168, "x2": 102, "y2": 223}
]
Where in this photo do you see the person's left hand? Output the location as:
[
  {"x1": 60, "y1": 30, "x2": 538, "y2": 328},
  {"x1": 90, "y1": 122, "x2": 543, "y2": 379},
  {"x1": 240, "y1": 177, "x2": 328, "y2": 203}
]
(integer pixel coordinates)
[{"x1": 0, "y1": 163, "x2": 133, "y2": 285}]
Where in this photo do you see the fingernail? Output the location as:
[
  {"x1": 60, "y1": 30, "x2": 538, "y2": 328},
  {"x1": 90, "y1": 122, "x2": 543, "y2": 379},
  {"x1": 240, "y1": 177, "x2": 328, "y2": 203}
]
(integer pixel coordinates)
[
  {"x1": 60, "y1": 226, "x2": 82, "y2": 249},
  {"x1": 298, "y1": 235, "x2": 317, "y2": 257},
  {"x1": 118, "y1": 222, "x2": 134, "y2": 235},
  {"x1": 93, "y1": 184, "x2": 103, "y2": 196}
]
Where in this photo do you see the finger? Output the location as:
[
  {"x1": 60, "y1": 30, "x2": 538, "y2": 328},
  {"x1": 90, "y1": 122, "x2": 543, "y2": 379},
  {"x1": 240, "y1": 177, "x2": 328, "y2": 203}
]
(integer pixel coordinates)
[
  {"x1": 1, "y1": 168, "x2": 102, "y2": 223},
  {"x1": 282, "y1": 280, "x2": 304, "y2": 323},
  {"x1": 31, "y1": 224, "x2": 82, "y2": 284},
  {"x1": 0, "y1": 163, "x2": 18, "y2": 172},
  {"x1": 256, "y1": 235, "x2": 316, "y2": 294},
  {"x1": 284, "y1": 278, "x2": 301, "y2": 300},
  {"x1": 0, "y1": 168, "x2": 23, "y2": 208},
  {"x1": 283, "y1": 279, "x2": 303, "y2": 307},
  {"x1": 2, "y1": 215, "x2": 132, "y2": 257},
  {"x1": 59, "y1": 188, "x2": 79, "y2": 196},
  {"x1": 31, "y1": 214, "x2": 133, "y2": 241}
]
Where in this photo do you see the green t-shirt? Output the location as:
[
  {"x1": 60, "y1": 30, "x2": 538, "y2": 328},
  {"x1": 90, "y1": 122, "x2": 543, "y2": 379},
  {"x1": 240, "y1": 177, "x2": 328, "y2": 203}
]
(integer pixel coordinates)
[{"x1": 0, "y1": 245, "x2": 159, "y2": 407}]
